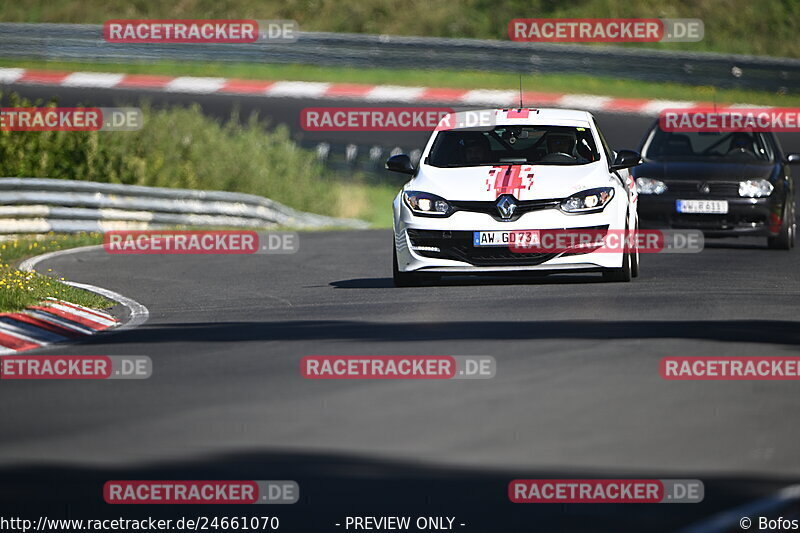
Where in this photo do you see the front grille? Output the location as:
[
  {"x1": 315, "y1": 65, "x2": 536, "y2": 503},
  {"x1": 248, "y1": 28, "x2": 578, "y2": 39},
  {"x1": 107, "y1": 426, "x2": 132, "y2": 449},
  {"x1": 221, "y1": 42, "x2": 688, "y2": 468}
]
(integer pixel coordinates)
[
  {"x1": 449, "y1": 199, "x2": 560, "y2": 221},
  {"x1": 670, "y1": 214, "x2": 728, "y2": 229},
  {"x1": 663, "y1": 180, "x2": 741, "y2": 197},
  {"x1": 407, "y1": 226, "x2": 608, "y2": 267},
  {"x1": 669, "y1": 213, "x2": 768, "y2": 230}
]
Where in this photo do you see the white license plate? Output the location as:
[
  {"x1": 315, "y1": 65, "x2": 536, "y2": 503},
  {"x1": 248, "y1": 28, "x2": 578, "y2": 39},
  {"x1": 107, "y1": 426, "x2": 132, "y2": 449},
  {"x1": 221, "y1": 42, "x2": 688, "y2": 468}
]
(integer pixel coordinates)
[
  {"x1": 473, "y1": 230, "x2": 540, "y2": 247},
  {"x1": 676, "y1": 199, "x2": 729, "y2": 214}
]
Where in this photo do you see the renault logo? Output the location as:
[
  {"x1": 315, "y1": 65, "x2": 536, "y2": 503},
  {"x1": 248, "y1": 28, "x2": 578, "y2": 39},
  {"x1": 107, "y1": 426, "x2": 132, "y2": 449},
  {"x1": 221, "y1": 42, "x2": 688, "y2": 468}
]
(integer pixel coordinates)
[
  {"x1": 698, "y1": 182, "x2": 711, "y2": 194},
  {"x1": 496, "y1": 195, "x2": 517, "y2": 220}
]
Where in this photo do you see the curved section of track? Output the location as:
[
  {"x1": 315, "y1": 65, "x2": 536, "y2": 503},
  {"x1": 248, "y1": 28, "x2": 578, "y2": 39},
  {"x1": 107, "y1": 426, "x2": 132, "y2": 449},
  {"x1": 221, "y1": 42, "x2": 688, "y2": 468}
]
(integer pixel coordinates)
[{"x1": 1, "y1": 85, "x2": 799, "y2": 532}]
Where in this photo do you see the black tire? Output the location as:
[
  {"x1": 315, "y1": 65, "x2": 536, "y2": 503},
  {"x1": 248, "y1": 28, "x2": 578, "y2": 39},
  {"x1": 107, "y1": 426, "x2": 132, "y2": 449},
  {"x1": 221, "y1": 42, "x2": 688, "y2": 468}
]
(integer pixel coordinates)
[
  {"x1": 630, "y1": 221, "x2": 640, "y2": 278},
  {"x1": 767, "y1": 201, "x2": 796, "y2": 250},
  {"x1": 603, "y1": 222, "x2": 632, "y2": 282},
  {"x1": 603, "y1": 251, "x2": 632, "y2": 282},
  {"x1": 393, "y1": 244, "x2": 423, "y2": 287}
]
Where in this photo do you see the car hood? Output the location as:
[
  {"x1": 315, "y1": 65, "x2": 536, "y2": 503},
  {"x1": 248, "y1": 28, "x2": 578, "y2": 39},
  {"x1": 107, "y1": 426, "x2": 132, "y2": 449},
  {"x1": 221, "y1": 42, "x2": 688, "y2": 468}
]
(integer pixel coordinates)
[
  {"x1": 411, "y1": 163, "x2": 613, "y2": 201},
  {"x1": 632, "y1": 160, "x2": 777, "y2": 181}
]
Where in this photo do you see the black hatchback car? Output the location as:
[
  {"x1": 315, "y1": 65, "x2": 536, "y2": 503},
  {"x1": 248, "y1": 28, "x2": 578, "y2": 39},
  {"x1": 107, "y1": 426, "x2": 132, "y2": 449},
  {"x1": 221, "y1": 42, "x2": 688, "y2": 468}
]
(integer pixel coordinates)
[{"x1": 632, "y1": 124, "x2": 798, "y2": 249}]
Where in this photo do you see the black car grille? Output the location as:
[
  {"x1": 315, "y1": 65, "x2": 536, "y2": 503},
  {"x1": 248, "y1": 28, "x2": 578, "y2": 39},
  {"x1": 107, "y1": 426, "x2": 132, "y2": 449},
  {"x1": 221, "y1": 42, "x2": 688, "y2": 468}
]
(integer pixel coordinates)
[
  {"x1": 669, "y1": 213, "x2": 768, "y2": 230},
  {"x1": 662, "y1": 180, "x2": 741, "y2": 197},
  {"x1": 407, "y1": 226, "x2": 608, "y2": 267},
  {"x1": 449, "y1": 199, "x2": 560, "y2": 222}
]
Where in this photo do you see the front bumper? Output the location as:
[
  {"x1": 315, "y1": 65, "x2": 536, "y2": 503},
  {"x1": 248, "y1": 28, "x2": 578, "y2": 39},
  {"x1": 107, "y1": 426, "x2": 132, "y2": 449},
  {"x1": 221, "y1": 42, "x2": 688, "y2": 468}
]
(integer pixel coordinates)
[
  {"x1": 394, "y1": 198, "x2": 627, "y2": 273},
  {"x1": 638, "y1": 195, "x2": 783, "y2": 237}
]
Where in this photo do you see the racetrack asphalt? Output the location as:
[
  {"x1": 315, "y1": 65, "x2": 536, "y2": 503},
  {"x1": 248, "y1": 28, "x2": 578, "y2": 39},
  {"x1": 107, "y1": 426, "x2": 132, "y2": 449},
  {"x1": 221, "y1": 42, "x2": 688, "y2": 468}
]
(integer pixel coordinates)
[{"x1": 1, "y1": 83, "x2": 800, "y2": 532}]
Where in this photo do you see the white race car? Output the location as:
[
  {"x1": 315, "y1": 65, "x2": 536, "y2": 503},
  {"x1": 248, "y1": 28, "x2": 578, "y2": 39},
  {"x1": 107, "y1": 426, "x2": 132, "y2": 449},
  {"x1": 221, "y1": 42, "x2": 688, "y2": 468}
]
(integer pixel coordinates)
[{"x1": 388, "y1": 108, "x2": 642, "y2": 286}]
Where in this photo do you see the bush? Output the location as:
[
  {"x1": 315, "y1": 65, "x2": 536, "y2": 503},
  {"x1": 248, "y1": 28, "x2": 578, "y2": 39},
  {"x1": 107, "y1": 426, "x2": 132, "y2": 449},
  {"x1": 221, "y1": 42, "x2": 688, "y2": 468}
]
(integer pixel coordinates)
[{"x1": 0, "y1": 93, "x2": 339, "y2": 215}]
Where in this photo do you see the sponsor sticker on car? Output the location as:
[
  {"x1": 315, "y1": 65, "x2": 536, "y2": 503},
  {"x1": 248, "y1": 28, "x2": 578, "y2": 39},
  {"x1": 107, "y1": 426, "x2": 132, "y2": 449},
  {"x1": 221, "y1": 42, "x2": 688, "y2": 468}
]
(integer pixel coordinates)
[
  {"x1": 676, "y1": 199, "x2": 728, "y2": 214},
  {"x1": 474, "y1": 230, "x2": 540, "y2": 247}
]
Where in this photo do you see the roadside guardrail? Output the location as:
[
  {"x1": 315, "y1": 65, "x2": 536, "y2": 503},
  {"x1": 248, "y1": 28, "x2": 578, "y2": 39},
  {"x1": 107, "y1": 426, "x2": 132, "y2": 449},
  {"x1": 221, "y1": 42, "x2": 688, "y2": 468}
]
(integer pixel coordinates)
[
  {"x1": 0, "y1": 23, "x2": 797, "y2": 92},
  {"x1": 0, "y1": 178, "x2": 368, "y2": 233}
]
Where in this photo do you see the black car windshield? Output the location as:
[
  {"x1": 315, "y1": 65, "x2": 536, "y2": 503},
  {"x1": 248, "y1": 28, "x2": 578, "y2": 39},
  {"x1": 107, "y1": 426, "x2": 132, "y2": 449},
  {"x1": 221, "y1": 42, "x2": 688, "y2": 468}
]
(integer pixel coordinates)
[
  {"x1": 427, "y1": 125, "x2": 601, "y2": 167},
  {"x1": 643, "y1": 129, "x2": 775, "y2": 162}
]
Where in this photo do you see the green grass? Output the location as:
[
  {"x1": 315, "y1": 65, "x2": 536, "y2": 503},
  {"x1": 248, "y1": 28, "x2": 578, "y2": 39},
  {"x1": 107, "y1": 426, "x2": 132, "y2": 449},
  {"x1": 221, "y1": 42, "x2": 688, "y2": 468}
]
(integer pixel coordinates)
[
  {"x1": 334, "y1": 181, "x2": 398, "y2": 228},
  {"x1": 0, "y1": 266, "x2": 112, "y2": 312},
  {"x1": 0, "y1": 232, "x2": 103, "y2": 265},
  {"x1": 0, "y1": 234, "x2": 111, "y2": 311},
  {"x1": 3, "y1": 58, "x2": 797, "y2": 106},
  {"x1": 2, "y1": 0, "x2": 799, "y2": 58}
]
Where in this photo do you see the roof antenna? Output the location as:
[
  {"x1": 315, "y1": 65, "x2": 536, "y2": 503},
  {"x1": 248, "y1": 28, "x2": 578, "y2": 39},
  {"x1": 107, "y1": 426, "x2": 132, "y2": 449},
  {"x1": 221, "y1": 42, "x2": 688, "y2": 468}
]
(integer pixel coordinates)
[{"x1": 518, "y1": 74, "x2": 523, "y2": 109}]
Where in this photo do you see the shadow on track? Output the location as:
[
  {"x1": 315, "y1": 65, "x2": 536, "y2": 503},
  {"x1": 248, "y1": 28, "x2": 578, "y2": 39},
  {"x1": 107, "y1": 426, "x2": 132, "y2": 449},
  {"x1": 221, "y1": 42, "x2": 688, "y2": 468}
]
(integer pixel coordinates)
[
  {"x1": 330, "y1": 273, "x2": 609, "y2": 289},
  {"x1": 59, "y1": 319, "x2": 800, "y2": 348},
  {"x1": 0, "y1": 450, "x2": 794, "y2": 533}
]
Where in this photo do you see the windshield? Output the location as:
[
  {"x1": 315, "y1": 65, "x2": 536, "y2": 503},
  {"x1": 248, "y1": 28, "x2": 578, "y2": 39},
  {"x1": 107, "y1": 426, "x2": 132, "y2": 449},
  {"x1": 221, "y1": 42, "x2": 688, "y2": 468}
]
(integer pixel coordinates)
[
  {"x1": 643, "y1": 129, "x2": 775, "y2": 162},
  {"x1": 427, "y1": 125, "x2": 601, "y2": 167}
]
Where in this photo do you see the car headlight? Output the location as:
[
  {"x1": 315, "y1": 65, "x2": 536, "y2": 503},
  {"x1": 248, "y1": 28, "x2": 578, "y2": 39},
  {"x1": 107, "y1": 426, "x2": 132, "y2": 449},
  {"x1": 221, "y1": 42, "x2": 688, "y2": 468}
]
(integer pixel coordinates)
[
  {"x1": 403, "y1": 191, "x2": 451, "y2": 216},
  {"x1": 559, "y1": 187, "x2": 615, "y2": 214},
  {"x1": 636, "y1": 178, "x2": 668, "y2": 195},
  {"x1": 739, "y1": 179, "x2": 773, "y2": 198}
]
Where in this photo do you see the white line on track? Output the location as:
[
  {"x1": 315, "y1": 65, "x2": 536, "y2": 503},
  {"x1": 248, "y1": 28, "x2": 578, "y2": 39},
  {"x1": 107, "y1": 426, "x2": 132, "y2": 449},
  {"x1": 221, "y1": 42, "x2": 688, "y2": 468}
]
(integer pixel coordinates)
[
  {"x1": 557, "y1": 94, "x2": 613, "y2": 111},
  {"x1": 459, "y1": 89, "x2": 518, "y2": 106},
  {"x1": 266, "y1": 81, "x2": 331, "y2": 98},
  {"x1": 0, "y1": 67, "x2": 25, "y2": 83},
  {"x1": 20, "y1": 244, "x2": 150, "y2": 333},
  {"x1": 64, "y1": 281, "x2": 149, "y2": 331},
  {"x1": 640, "y1": 99, "x2": 698, "y2": 115},
  {"x1": 364, "y1": 85, "x2": 425, "y2": 102},
  {"x1": 62, "y1": 72, "x2": 125, "y2": 88},
  {"x1": 46, "y1": 302, "x2": 118, "y2": 327},
  {"x1": 26, "y1": 309, "x2": 96, "y2": 335},
  {"x1": 165, "y1": 77, "x2": 227, "y2": 93}
]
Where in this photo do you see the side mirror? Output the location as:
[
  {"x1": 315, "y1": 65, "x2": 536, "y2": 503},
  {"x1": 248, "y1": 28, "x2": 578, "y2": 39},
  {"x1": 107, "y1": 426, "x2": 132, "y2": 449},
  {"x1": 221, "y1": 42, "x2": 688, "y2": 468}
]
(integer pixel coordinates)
[
  {"x1": 786, "y1": 153, "x2": 800, "y2": 164},
  {"x1": 610, "y1": 150, "x2": 642, "y2": 171},
  {"x1": 385, "y1": 154, "x2": 415, "y2": 175}
]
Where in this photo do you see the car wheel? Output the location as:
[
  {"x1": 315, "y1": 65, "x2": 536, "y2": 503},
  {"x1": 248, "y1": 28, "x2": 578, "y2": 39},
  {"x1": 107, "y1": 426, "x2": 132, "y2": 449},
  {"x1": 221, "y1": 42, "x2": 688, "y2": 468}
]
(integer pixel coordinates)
[
  {"x1": 603, "y1": 224, "x2": 633, "y2": 282},
  {"x1": 393, "y1": 243, "x2": 423, "y2": 287},
  {"x1": 767, "y1": 201, "x2": 796, "y2": 250},
  {"x1": 630, "y1": 221, "x2": 640, "y2": 278}
]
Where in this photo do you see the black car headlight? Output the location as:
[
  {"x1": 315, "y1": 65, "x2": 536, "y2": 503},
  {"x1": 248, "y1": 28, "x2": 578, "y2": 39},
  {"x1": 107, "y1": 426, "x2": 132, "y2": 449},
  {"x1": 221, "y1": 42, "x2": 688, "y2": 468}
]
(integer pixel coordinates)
[
  {"x1": 559, "y1": 187, "x2": 615, "y2": 214},
  {"x1": 403, "y1": 191, "x2": 451, "y2": 216},
  {"x1": 739, "y1": 179, "x2": 774, "y2": 198}
]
